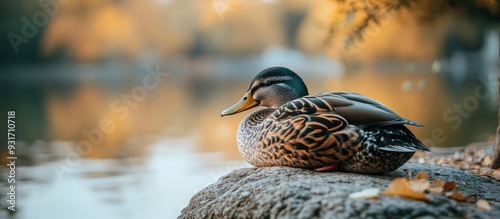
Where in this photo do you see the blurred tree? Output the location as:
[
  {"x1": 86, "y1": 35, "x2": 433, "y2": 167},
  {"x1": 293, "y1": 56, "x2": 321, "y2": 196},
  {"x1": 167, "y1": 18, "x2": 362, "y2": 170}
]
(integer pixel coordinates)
[
  {"x1": 41, "y1": 0, "x2": 187, "y2": 62},
  {"x1": 328, "y1": 0, "x2": 500, "y2": 168},
  {"x1": 197, "y1": 0, "x2": 285, "y2": 56},
  {"x1": 0, "y1": 0, "x2": 46, "y2": 63},
  {"x1": 329, "y1": 0, "x2": 498, "y2": 49},
  {"x1": 39, "y1": 0, "x2": 308, "y2": 60},
  {"x1": 321, "y1": 0, "x2": 498, "y2": 61}
]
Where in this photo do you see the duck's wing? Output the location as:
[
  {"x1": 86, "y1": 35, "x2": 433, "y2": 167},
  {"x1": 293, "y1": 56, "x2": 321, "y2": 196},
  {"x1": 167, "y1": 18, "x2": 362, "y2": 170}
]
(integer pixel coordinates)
[
  {"x1": 313, "y1": 92, "x2": 423, "y2": 127},
  {"x1": 270, "y1": 96, "x2": 356, "y2": 161},
  {"x1": 272, "y1": 92, "x2": 428, "y2": 152},
  {"x1": 315, "y1": 92, "x2": 429, "y2": 152},
  {"x1": 270, "y1": 92, "x2": 428, "y2": 157},
  {"x1": 269, "y1": 111, "x2": 359, "y2": 163},
  {"x1": 273, "y1": 92, "x2": 421, "y2": 126}
]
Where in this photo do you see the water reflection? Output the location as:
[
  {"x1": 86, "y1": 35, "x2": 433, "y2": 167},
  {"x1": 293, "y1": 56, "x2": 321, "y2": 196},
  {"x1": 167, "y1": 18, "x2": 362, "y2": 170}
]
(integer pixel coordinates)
[{"x1": 15, "y1": 138, "x2": 249, "y2": 219}]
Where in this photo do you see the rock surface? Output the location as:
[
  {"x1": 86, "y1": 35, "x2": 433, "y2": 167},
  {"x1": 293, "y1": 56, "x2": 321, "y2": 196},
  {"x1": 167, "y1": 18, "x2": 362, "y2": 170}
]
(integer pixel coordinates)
[{"x1": 179, "y1": 163, "x2": 500, "y2": 219}]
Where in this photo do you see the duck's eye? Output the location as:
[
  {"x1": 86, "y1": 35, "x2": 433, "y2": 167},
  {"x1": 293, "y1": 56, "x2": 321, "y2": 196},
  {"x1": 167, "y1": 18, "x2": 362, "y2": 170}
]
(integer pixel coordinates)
[{"x1": 243, "y1": 96, "x2": 247, "y2": 100}]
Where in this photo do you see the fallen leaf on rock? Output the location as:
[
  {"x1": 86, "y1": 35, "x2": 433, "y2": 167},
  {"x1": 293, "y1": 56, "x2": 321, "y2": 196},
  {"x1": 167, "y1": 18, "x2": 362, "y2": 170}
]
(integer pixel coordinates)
[
  {"x1": 431, "y1": 178, "x2": 444, "y2": 187},
  {"x1": 428, "y1": 187, "x2": 443, "y2": 194},
  {"x1": 409, "y1": 144, "x2": 500, "y2": 181},
  {"x1": 409, "y1": 172, "x2": 431, "y2": 192},
  {"x1": 348, "y1": 188, "x2": 380, "y2": 199},
  {"x1": 443, "y1": 181, "x2": 457, "y2": 190},
  {"x1": 428, "y1": 178, "x2": 444, "y2": 194},
  {"x1": 476, "y1": 199, "x2": 491, "y2": 211},
  {"x1": 409, "y1": 179, "x2": 429, "y2": 193},
  {"x1": 384, "y1": 178, "x2": 428, "y2": 201},
  {"x1": 492, "y1": 170, "x2": 500, "y2": 180},
  {"x1": 481, "y1": 156, "x2": 492, "y2": 166},
  {"x1": 446, "y1": 192, "x2": 467, "y2": 202},
  {"x1": 415, "y1": 172, "x2": 429, "y2": 180}
]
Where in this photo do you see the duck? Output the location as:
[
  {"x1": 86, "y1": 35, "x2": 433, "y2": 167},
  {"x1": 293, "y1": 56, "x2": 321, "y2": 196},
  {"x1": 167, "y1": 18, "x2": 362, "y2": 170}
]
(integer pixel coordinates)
[{"x1": 221, "y1": 66, "x2": 429, "y2": 174}]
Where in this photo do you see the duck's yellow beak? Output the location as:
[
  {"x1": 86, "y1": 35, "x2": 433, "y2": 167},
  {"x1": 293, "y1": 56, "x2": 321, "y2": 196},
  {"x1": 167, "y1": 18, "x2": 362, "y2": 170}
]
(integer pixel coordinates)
[{"x1": 221, "y1": 91, "x2": 258, "y2": 117}]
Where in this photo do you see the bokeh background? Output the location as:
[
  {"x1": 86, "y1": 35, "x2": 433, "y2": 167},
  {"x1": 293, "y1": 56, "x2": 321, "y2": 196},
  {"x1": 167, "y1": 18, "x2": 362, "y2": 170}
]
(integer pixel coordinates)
[{"x1": 0, "y1": 0, "x2": 499, "y2": 218}]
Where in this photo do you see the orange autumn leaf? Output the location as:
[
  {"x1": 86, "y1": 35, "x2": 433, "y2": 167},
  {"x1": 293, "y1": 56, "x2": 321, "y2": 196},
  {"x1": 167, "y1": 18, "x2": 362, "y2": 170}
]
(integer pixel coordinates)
[
  {"x1": 428, "y1": 178, "x2": 444, "y2": 194},
  {"x1": 409, "y1": 172, "x2": 431, "y2": 192},
  {"x1": 482, "y1": 156, "x2": 492, "y2": 166},
  {"x1": 431, "y1": 179, "x2": 445, "y2": 188},
  {"x1": 443, "y1": 181, "x2": 457, "y2": 190},
  {"x1": 409, "y1": 179, "x2": 430, "y2": 193},
  {"x1": 384, "y1": 178, "x2": 429, "y2": 201},
  {"x1": 415, "y1": 172, "x2": 430, "y2": 181},
  {"x1": 428, "y1": 187, "x2": 443, "y2": 194},
  {"x1": 446, "y1": 192, "x2": 467, "y2": 202}
]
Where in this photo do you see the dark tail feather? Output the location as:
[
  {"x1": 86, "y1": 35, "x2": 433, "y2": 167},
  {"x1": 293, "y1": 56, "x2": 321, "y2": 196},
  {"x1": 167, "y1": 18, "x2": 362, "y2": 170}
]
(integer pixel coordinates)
[{"x1": 367, "y1": 125, "x2": 430, "y2": 152}]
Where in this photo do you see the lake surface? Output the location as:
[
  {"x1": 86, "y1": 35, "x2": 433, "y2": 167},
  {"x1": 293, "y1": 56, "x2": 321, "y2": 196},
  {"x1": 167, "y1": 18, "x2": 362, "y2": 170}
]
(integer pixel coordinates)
[{"x1": 8, "y1": 138, "x2": 249, "y2": 219}]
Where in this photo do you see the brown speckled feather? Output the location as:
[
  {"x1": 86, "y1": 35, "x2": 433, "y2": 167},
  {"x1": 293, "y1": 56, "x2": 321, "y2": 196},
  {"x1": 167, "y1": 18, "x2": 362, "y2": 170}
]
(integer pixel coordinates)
[{"x1": 237, "y1": 92, "x2": 429, "y2": 174}]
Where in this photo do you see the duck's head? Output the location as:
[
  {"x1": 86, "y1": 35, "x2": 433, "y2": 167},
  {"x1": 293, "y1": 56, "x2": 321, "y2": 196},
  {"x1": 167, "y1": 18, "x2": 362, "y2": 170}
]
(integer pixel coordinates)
[{"x1": 221, "y1": 67, "x2": 309, "y2": 117}]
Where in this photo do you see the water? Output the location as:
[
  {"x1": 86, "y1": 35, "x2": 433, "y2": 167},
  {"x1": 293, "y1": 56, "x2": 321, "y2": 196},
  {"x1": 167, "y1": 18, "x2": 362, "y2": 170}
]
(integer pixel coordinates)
[{"x1": 7, "y1": 138, "x2": 249, "y2": 219}]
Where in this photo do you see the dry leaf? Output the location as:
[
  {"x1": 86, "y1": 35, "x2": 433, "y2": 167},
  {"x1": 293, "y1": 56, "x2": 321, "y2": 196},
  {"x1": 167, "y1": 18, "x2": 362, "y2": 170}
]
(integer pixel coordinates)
[
  {"x1": 446, "y1": 192, "x2": 466, "y2": 202},
  {"x1": 431, "y1": 179, "x2": 444, "y2": 187},
  {"x1": 481, "y1": 156, "x2": 492, "y2": 166},
  {"x1": 348, "y1": 188, "x2": 380, "y2": 199},
  {"x1": 476, "y1": 199, "x2": 491, "y2": 211},
  {"x1": 384, "y1": 178, "x2": 428, "y2": 201},
  {"x1": 409, "y1": 179, "x2": 430, "y2": 193},
  {"x1": 415, "y1": 172, "x2": 430, "y2": 181},
  {"x1": 409, "y1": 172, "x2": 431, "y2": 192},
  {"x1": 478, "y1": 167, "x2": 492, "y2": 176},
  {"x1": 428, "y1": 178, "x2": 444, "y2": 194},
  {"x1": 428, "y1": 187, "x2": 443, "y2": 194},
  {"x1": 443, "y1": 181, "x2": 457, "y2": 190},
  {"x1": 492, "y1": 170, "x2": 500, "y2": 180}
]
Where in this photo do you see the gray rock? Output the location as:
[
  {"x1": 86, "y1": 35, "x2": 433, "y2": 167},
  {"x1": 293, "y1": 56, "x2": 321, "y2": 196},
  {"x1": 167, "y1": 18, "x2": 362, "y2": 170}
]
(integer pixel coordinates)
[{"x1": 179, "y1": 163, "x2": 500, "y2": 219}]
